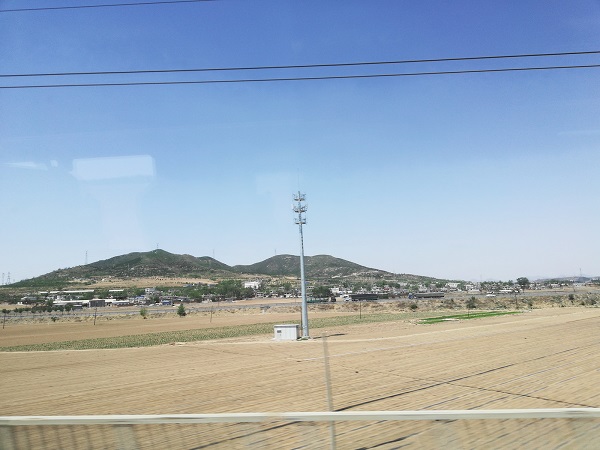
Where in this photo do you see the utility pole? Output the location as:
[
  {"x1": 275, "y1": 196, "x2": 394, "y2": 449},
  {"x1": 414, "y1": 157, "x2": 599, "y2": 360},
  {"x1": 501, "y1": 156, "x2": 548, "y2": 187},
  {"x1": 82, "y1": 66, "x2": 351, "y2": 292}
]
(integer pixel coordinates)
[{"x1": 293, "y1": 192, "x2": 309, "y2": 339}]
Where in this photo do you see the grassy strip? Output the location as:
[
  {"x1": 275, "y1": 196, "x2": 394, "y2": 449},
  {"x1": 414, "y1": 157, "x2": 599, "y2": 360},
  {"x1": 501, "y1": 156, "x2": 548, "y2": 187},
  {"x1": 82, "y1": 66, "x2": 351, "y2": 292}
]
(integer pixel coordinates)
[
  {"x1": 1, "y1": 322, "x2": 276, "y2": 352},
  {"x1": 419, "y1": 311, "x2": 520, "y2": 324},
  {"x1": 0, "y1": 311, "x2": 515, "y2": 352}
]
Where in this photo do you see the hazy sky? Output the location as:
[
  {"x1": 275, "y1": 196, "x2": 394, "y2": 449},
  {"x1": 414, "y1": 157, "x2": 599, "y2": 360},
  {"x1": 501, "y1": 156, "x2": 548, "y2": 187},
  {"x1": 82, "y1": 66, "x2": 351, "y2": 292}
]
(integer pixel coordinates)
[{"x1": 1, "y1": 0, "x2": 599, "y2": 282}]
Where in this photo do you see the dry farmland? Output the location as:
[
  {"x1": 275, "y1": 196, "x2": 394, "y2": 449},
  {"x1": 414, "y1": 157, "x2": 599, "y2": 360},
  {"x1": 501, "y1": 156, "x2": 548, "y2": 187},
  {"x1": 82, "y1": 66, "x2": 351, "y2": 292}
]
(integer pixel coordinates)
[{"x1": 1, "y1": 306, "x2": 599, "y2": 448}]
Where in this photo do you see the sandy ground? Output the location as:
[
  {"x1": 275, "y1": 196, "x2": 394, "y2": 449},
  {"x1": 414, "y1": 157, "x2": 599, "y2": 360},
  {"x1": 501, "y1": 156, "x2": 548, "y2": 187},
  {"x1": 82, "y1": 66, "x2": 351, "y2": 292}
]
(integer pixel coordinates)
[
  {"x1": 85, "y1": 276, "x2": 219, "y2": 288},
  {"x1": 1, "y1": 307, "x2": 599, "y2": 448}
]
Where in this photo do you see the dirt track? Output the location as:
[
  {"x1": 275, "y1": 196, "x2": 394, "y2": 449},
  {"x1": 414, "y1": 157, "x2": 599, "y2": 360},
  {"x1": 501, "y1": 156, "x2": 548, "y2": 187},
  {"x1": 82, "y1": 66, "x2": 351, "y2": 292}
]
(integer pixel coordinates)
[{"x1": 1, "y1": 307, "x2": 599, "y2": 448}]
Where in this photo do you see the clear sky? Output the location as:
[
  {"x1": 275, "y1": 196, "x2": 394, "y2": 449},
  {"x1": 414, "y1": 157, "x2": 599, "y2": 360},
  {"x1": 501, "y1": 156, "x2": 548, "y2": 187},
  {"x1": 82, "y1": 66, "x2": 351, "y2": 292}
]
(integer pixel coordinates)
[{"x1": 1, "y1": 0, "x2": 599, "y2": 283}]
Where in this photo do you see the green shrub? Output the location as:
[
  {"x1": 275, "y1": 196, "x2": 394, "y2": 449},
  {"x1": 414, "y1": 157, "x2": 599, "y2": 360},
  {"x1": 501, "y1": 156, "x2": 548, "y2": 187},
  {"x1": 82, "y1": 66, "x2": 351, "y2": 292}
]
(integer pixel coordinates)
[{"x1": 466, "y1": 296, "x2": 477, "y2": 310}]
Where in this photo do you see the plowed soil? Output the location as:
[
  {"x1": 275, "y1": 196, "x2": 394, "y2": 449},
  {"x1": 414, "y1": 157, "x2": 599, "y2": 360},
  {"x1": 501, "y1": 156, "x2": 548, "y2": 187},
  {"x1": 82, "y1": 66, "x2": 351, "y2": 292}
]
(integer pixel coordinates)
[{"x1": 1, "y1": 307, "x2": 599, "y2": 449}]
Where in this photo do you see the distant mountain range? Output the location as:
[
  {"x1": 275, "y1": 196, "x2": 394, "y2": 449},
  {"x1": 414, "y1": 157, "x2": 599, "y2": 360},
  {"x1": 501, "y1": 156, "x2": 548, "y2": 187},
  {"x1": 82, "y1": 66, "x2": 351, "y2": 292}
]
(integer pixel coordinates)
[
  {"x1": 10, "y1": 249, "x2": 454, "y2": 288},
  {"x1": 534, "y1": 276, "x2": 593, "y2": 283}
]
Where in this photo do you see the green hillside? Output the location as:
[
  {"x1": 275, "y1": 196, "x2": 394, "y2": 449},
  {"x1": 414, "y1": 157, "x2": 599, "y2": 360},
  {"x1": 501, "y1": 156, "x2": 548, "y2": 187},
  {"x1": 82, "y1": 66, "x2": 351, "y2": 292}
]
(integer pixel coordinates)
[
  {"x1": 10, "y1": 250, "x2": 232, "y2": 288},
  {"x1": 233, "y1": 254, "x2": 385, "y2": 279},
  {"x1": 8, "y1": 250, "x2": 458, "y2": 289},
  {"x1": 86, "y1": 249, "x2": 232, "y2": 276}
]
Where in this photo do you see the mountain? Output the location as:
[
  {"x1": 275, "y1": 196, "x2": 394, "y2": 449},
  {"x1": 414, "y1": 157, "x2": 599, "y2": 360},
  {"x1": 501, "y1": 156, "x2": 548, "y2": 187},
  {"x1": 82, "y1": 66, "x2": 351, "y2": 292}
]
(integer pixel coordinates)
[
  {"x1": 11, "y1": 250, "x2": 232, "y2": 288},
  {"x1": 534, "y1": 276, "x2": 592, "y2": 283},
  {"x1": 9, "y1": 250, "x2": 455, "y2": 288},
  {"x1": 233, "y1": 254, "x2": 386, "y2": 279},
  {"x1": 85, "y1": 249, "x2": 232, "y2": 276}
]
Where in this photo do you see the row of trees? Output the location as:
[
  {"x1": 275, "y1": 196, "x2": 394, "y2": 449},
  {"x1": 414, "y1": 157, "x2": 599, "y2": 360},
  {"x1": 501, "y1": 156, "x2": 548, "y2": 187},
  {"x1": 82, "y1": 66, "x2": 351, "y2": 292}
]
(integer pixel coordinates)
[
  {"x1": 479, "y1": 277, "x2": 590, "y2": 291},
  {"x1": 4, "y1": 281, "x2": 256, "y2": 306},
  {"x1": 166, "y1": 280, "x2": 256, "y2": 301},
  {"x1": 477, "y1": 278, "x2": 531, "y2": 291},
  {"x1": 2, "y1": 303, "x2": 75, "y2": 315}
]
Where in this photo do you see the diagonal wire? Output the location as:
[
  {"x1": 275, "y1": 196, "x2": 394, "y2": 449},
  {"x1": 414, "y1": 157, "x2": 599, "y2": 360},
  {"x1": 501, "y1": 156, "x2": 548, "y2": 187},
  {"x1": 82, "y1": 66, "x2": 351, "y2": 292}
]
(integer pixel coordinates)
[
  {"x1": 1, "y1": 63, "x2": 599, "y2": 89},
  {"x1": 0, "y1": 0, "x2": 215, "y2": 13},
  {"x1": 1, "y1": 50, "x2": 599, "y2": 78}
]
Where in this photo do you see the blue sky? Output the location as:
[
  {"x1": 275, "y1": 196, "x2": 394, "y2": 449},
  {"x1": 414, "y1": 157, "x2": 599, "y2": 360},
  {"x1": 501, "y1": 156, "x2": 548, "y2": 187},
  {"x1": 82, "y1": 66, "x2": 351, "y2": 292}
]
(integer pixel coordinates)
[{"x1": 1, "y1": 0, "x2": 599, "y2": 282}]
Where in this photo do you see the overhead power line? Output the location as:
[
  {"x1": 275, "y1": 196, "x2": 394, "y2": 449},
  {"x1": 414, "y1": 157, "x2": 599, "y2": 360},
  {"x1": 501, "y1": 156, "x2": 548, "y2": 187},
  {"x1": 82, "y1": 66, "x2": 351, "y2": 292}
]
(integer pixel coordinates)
[
  {"x1": 2, "y1": 63, "x2": 599, "y2": 89},
  {"x1": 1, "y1": 50, "x2": 599, "y2": 78},
  {"x1": 0, "y1": 0, "x2": 214, "y2": 13}
]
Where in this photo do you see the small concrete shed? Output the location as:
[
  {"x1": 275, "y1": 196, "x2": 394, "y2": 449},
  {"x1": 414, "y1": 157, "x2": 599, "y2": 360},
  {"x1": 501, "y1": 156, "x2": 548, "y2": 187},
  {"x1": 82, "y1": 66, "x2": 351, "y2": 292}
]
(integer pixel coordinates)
[{"x1": 273, "y1": 324, "x2": 300, "y2": 341}]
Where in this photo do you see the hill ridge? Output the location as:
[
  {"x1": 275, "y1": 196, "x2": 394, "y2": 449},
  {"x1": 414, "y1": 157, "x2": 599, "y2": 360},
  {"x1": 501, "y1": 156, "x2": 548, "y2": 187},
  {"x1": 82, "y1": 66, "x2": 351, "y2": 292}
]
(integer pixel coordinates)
[{"x1": 10, "y1": 249, "x2": 458, "y2": 288}]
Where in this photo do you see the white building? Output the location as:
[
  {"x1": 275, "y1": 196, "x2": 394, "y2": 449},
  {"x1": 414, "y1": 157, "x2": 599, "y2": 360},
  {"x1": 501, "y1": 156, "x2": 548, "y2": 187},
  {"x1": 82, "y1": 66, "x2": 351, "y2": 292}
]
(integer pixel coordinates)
[
  {"x1": 446, "y1": 282, "x2": 460, "y2": 291},
  {"x1": 244, "y1": 281, "x2": 261, "y2": 290}
]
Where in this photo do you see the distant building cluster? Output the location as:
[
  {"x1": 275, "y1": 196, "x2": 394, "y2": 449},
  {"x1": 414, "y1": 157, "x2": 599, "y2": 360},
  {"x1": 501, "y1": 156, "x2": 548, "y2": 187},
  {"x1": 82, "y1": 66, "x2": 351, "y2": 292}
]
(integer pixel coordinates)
[{"x1": 9, "y1": 275, "x2": 600, "y2": 309}]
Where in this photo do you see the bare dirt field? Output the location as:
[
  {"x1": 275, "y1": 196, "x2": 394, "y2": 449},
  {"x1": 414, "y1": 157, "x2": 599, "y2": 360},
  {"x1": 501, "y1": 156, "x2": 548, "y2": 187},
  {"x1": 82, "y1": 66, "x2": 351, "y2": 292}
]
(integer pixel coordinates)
[
  {"x1": 1, "y1": 307, "x2": 599, "y2": 448},
  {"x1": 82, "y1": 276, "x2": 220, "y2": 288},
  {"x1": 0, "y1": 308, "x2": 319, "y2": 347}
]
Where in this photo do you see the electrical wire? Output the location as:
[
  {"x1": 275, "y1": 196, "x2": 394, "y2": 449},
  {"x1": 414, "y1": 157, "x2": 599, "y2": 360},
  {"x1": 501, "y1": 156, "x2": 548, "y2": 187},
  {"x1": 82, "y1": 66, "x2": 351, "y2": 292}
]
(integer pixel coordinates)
[
  {"x1": 0, "y1": 0, "x2": 214, "y2": 13},
  {"x1": 2, "y1": 63, "x2": 599, "y2": 89},
  {"x1": 1, "y1": 50, "x2": 599, "y2": 78}
]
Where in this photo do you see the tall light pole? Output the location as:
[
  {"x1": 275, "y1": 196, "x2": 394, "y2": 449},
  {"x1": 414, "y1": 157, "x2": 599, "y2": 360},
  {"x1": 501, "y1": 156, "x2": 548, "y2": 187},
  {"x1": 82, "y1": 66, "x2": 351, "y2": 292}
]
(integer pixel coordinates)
[{"x1": 293, "y1": 192, "x2": 309, "y2": 339}]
